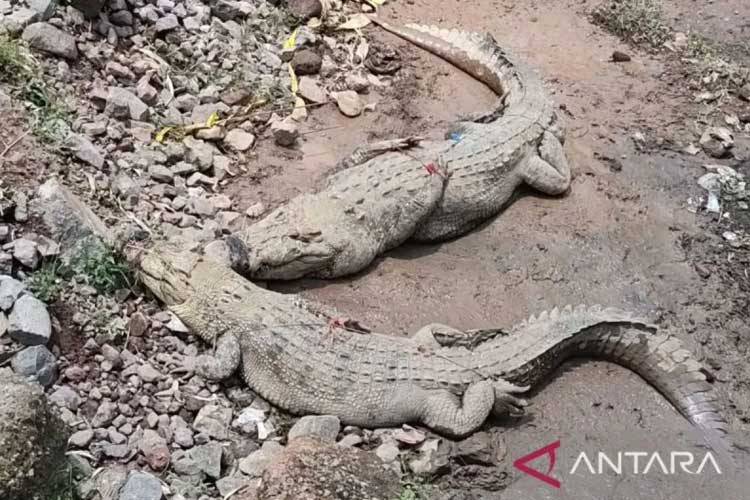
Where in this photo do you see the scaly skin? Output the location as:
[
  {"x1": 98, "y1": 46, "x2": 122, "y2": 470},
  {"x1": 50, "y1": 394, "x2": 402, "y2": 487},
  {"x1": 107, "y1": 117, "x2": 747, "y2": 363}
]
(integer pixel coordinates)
[
  {"x1": 139, "y1": 250, "x2": 728, "y2": 448},
  {"x1": 232, "y1": 21, "x2": 570, "y2": 280}
]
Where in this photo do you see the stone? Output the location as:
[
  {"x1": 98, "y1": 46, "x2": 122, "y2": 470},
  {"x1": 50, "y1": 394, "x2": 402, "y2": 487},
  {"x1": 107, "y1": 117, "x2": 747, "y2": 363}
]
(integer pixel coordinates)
[
  {"x1": 287, "y1": 0, "x2": 321, "y2": 21},
  {"x1": 0, "y1": 311, "x2": 7, "y2": 336},
  {"x1": 154, "y1": 14, "x2": 179, "y2": 33},
  {"x1": 271, "y1": 120, "x2": 299, "y2": 147},
  {"x1": 136, "y1": 79, "x2": 158, "y2": 105},
  {"x1": 91, "y1": 401, "x2": 118, "y2": 427},
  {"x1": 375, "y1": 441, "x2": 400, "y2": 463},
  {"x1": 69, "y1": 0, "x2": 104, "y2": 17},
  {"x1": 11, "y1": 238, "x2": 39, "y2": 269},
  {"x1": 332, "y1": 90, "x2": 363, "y2": 117},
  {"x1": 106, "y1": 87, "x2": 149, "y2": 121},
  {"x1": 291, "y1": 48, "x2": 322, "y2": 76},
  {"x1": 0, "y1": 276, "x2": 26, "y2": 311},
  {"x1": 8, "y1": 295, "x2": 52, "y2": 346},
  {"x1": 184, "y1": 136, "x2": 214, "y2": 170},
  {"x1": 149, "y1": 165, "x2": 174, "y2": 183},
  {"x1": 13, "y1": 192, "x2": 28, "y2": 222},
  {"x1": 700, "y1": 126, "x2": 734, "y2": 158},
  {"x1": 297, "y1": 77, "x2": 327, "y2": 104},
  {"x1": 211, "y1": 0, "x2": 244, "y2": 21},
  {"x1": 193, "y1": 404, "x2": 232, "y2": 440},
  {"x1": 186, "y1": 196, "x2": 217, "y2": 217},
  {"x1": 49, "y1": 385, "x2": 81, "y2": 411},
  {"x1": 239, "y1": 441, "x2": 284, "y2": 477},
  {"x1": 36, "y1": 179, "x2": 112, "y2": 265},
  {"x1": 224, "y1": 129, "x2": 255, "y2": 151},
  {"x1": 288, "y1": 415, "x2": 340, "y2": 442},
  {"x1": 137, "y1": 363, "x2": 161, "y2": 382},
  {"x1": 0, "y1": 8, "x2": 38, "y2": 36},
  {"x1": 0, "y1": 369, "x2": 69, "y2": 500},
  {"x1": 190, "y1": 102, "x2": 230, "y2": 124},
  {"x1": 255, "y1": 437, "x2": 398, "y2": 500},
  {"x1": 120, "y1": 471, "x2": 163, "y2": 500},
  {"x1": 128, "y1": 312, "x2": 149, "y2": 336},
  {"x1": 69, "y1": 429, "x2": 94, "y2": 447},
  {"x1": 171, "y1": 415, "x2": 194, "y2": 448},
  {"x1": 338, "y1": 433, "x2": 363, "y2": 448},
  {"x1": 189, "y1": 441, "x2": 223, "y2": 479},
  {"x1": 66, "y1": 133, "x2": 105, "y2": 168},
  {"x1": 110, "y1": 9, "x2": 133, "y2": 26},
  {"x1": 22, "y1": 22, "x2": 78, "y2": 60},
  {"x1": 106, "y1": 61, "x2": 134, "y2": 80},
  {"x1": 139, "y1": 429, "x2": 170, "y2": 470},
  {"x1": 11, "y1": 345, "x2": 57, "y2": 387},
  {"x1": 217, "y1": 474, "x2": 258, "y2": 498}
]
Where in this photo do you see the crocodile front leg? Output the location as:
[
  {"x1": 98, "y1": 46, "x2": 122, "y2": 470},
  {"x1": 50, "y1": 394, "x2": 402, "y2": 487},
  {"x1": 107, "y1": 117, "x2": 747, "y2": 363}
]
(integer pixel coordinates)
[
  {"x1": 194, "y1": 333, "x2": 241, "y2": 381},
  {"x1": 520, "y1": 130, "x2": 571, "y2": 195},
  {"x1": 419, "y1": 380, "x2": 496, "y2": 437}
]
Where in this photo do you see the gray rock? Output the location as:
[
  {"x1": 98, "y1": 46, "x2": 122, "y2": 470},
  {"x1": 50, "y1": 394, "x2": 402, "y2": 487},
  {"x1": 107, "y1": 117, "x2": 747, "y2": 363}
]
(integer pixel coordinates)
[
  {"x1": 0, "y1": 8, "x2": 39, "y2": 36},
  {"x1": 190, "y1": 102, "x2": 229, "y2": 124},
  {"x1": 66, "y1": 133, "x2": 105, "y2": 168},
  {"x1": 332, "y1": 90, "x2": 363, "y2": 117},
  {"x1": 291, "y1": 48, "x2": 322, "y2": 75},
  {"x1": 238, "y1": 440, "x2": 284, "y2": 477},
  {"x1": 49, "y1": 385, "x2": 81, "y2": 411},
  {"x1": 8, "y1": 295, "x2": 52, "y2": 346},
  {"x1": 11, "y1": 345, "x2": 57, "y2": 387},
  {"x1": 298, "y1": 76, "x2": 327, "y2": 104},
  {"x1": 0, "y1": 369, "x2": 69, "y2": 500},
  {"x1": 27, "y1": 0, "x2": 56, "y2": 20},
  {"x1": 193, "y1": 405, "x2": 232, "y2": 440},
  {"x1": 136, "y1": 79, "x2": 158, "y2": 105},
  {"x1": 0, "y1": 276, "x2": 26, "y2": 311},
  {"x1": 106, "y1": 87, "x2": 149, "y2": 121},
  {"x1": 375, "y1": 441, "x2": 400, "y2": 463},
  {"x1": 171, "y1": 415, "x2": 194, "y2": 448},
  {"x1": 154, "y1": 13, "x2": 179, "y2": 33},
  {"x1": 174, "y1": 93, "x2": 199, "y2": 112},
  {"x1": 0, "y1": 253, "x2": 11, "y2": 274},
  {"x1": 0, "y1": 311, "x2": 7, "y2": 337},
  {"x1": 216, "y1": 474, "x2": 257, "y2": 498},
  {"x1": 91, "y1": 401, "x2": 118, "y2": 427},
  {"x1": 22, "y1": 22, "x2": 78, "y2": 60},
  {"x1": 149, "y1": 165, "x2": 174, "y2": 183},
  {"x1": 137, "y1": 363, "x2": 161, "y2": 382},
  {"x1": 224, "y1": 129, "x2": 255, "y2": 151},
  {"x1": 120, "y1": 471, "x2": 163, "y2": 500},
  {"x1": 69, "y1": 429, "x2": 94, "y2": 448},
  {"x1": 271, "y1": 119, "x2": 299, "y2": 147},
  {"x1": 139, "y1": 429, "x2": 170, "y2": 470},
  {"x1": 106, "y1": 61, "x2": 134, "y2": 80},
  {"x1": 211, "y1": 0, "x2": 244, "y2": 21},
  {"x1": 287, "y1": 0, "x2": 321, "y2": 21},
  {"x1": 184, "y1": 441, "x2": 223, "y2": 479},
  {"x1": 13, "y1": 192, "x2": 28, "y2": 222},
  {"x1": 11, "y1": 238, "x2": 39, "y2": 269},
  {"x1": 288, "y1": 415, "x2": 340, "y2": 442},
  {"x1": 183, "y1": 136, "x2": 214, "y2": 170},
  {"x1": 69, "y1": 0, "x2": 104, "y2": 17},
  {"x1": 35, "y1": 178, "x2": 112, "y2": 265}
]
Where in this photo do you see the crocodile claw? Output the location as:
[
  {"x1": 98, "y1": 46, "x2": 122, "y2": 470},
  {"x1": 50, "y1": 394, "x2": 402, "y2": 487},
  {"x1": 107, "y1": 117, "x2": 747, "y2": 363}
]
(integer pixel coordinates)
[{"x1": 493, "y1": 380, "x2": 530, "y2": 417}]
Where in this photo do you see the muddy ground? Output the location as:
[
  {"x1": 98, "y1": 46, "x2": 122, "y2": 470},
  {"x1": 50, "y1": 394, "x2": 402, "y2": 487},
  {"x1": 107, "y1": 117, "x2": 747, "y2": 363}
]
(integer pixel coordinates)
[{"x1": 226, "y1": 0, "x2": 750, "y2": 495}]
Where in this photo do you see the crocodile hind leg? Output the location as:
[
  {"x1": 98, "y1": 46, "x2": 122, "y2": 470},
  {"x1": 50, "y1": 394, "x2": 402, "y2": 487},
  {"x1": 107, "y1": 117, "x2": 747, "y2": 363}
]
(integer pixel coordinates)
[
  {"x1": 492, "y1": 380, "x2": 529, "y2": 417},
  {"x1": 412, "y1": 323, "x2": 467, "y2": 349},
  {"x1": 419, "y1": 380, "x2": 495, "y2": 437},
  {"x1": 334, "y1": 137, "x2": 422, "y2": 171},
  {"x1": 520, "y1": 130, "x2": 571, "y2": 195},
  {"x1": 194, "y1": 333, "x2": 241, "y2": 381}
]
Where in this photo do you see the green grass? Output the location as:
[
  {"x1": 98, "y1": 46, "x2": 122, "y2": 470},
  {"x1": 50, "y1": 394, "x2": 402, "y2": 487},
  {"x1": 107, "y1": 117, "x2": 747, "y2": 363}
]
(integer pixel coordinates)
[
  {"x1": 73, "y1": 246, "x2": 135, "y2": 295},
  {"x1": 396, "y1": 478, "x2": 431, "y2": 500},
  {"x1": 0, "y1": 36, "x2": 70, "y2": 142},
  {"x1": 591, "y1": 0, "x2": 671, "y2": 48},
  {"x1": 28, "y1": 260, "x2": 64, "y2": 303}
]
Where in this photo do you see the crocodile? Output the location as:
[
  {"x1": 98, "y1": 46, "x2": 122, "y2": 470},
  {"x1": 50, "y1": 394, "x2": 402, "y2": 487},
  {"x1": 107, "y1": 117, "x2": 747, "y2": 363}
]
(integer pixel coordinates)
[
  {"x1": 231, "y1": 20, "x2": 570, "y2": 280},
  {"x1": 138, "y1": 249, "x2": 729, "y2": 449}
]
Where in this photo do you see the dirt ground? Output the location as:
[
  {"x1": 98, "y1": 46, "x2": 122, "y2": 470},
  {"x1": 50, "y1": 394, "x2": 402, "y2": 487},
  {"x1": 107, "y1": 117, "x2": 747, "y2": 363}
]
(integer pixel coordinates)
[{"x1": 226, "y1": 0, "x2": 750, "y2": 495}]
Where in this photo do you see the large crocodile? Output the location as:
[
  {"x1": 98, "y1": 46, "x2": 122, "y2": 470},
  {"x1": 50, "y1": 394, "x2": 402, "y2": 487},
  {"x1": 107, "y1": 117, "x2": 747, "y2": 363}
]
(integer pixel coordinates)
[
  {"x1": 231, "y1": 20, "x2": 571, "y2": 280},
  {"x1": 138, "y1": 249, "x2": 729, "y2": 450}
]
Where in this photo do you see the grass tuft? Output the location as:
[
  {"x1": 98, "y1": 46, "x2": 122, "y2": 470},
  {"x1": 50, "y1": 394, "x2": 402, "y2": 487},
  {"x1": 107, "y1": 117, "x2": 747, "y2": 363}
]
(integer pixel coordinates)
[
  {"x1": 28, "y1": 260, "x2": 64, "y2": 303},
  {"x1": 73, "y1": 246, "x2": 135, "y2": 295},
  {"x1": 591, "y1": 0, "x2": 671, "y2": 48}
]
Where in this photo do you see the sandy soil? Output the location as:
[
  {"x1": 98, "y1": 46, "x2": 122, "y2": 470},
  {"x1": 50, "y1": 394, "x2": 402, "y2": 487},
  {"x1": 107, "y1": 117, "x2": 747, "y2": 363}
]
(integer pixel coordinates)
[{"x1": 227, "y1": 0, "x2": 750, "y2": 495}]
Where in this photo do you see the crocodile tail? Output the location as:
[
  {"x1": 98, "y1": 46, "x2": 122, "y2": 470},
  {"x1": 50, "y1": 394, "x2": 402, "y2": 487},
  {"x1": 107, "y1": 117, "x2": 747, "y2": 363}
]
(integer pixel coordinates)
[
  {"x1": 503, "y1": 305, "x2": 730, "y2": 454},
  {"x1": 367, "y1": 16, "x2": 513, "y2": 98}
]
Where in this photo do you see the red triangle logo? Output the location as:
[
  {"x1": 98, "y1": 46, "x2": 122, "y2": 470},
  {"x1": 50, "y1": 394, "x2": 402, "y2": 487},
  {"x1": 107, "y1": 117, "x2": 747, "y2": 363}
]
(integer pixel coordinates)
[{"x1": 513, "y1": 440, "x2": 562, "y2": 489}]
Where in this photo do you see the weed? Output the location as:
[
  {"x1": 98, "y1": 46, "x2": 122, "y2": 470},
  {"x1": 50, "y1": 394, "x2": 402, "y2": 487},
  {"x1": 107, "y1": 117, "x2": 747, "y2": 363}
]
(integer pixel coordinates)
[
  {"x1": 591, "y1": 0, "x2": 671, "y2": 48},
  {"x1": 73, "y1": 246, "x2": 135, "y2": 295},
  {"x1": 0, "y1": 36, "x2": 36, "y2": 84},
  {"x1": 28, "y1": 260, "x2": 64, "y2": 303},
  {"x1": 397, "y1": 478, "x2": 431, "y2": 500}
]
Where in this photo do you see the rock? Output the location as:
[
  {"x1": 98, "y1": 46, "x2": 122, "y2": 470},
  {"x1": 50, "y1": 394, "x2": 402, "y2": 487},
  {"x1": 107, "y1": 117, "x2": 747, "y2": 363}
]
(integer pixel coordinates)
[
  {"x1": 136, "y1": 79, "x2": 158, "y2": 106},
  {"x1": 332, "y1": 91, "x2": 363, "y2": 117},
  {"x1": 69, "y1": 0, "x2": 104, "y2": 17},
  {"x1": 120, "y1": 471, "x2": 163, "y2": 500},
  {"x1": 0, "y1": 253, "x2": 11, "y2": 274},
  {"x1": 287, "y1": 0, "x2": 321, "y2": 21},
  {"x1": 188, "y1": 441, "x2": 223, "y2": 479},
  {"x1": 66, "y1": 133, "x2": 105, "y2": 168},
  {"x1": 69, "y1": 429, "x2": 94, "y2": 448},
  {"x1": 106, "y1": 61, "x2": 134, "y2": 80},
  {"x1": 211, "y1": 0, "x2": 245, "y2": 21},
  {"x1": 298, "y1": 77, "x2": 327, "y2": 104},
  {"x1": 239, "y1": 441, "x2": 284, "y2": 477},
  {"x1": 450, "y1": 432, "x2": 498, "y2": 465},
  {"x1": 253, "y1": 437, "x2": 399, "y2": 500},
  {"x1": 193, "y1": 404, "x2": 232, "y2": 440},
  {"x1": 11, "y1": 238, "x2": 39, "y2": 269},
  {"x1": 0, "y1": 88, "x2": 10, "y2": 112},
  {"x1": 36, "y1": 178, "x2": 112, "y2": 265},
  {"x1": 611, "y1": 50, "x2": 631, "y2": 62},
  {"x1": 0, "y1": 276, "x2": 25, "y2": 311},
  {"x1": 224, "y1": 129, "x2": 256, "y2": 151},
  {"x1": 49, "y1": 385, "x2": 81, "y2": 411},
  {"x1": 8, "y1": 295, "x2": 52, "y2": 346},
  {"x1": 13, "y1": 192, "x2": 28, "y2": 222},
  {"x1": 184, "y1": 136, "x2": 214, "y2": 170},
  {"x1": 149, "y1": 165, "x2": 174, "y2": 183},
  {"x1": 27, "y1": 0, "x2": 55, "y2": 20},
  {"x1": 154, "y1": 13, "x2": 179, "y2": 33},
  {"x1": 700, "y1": 127, "x2": 734, "y2": 158},
  {"x1": 345, "y1": 73, "x2": 370, "y2": 93},
  {"x1": 0, "y1": 369, "x2": 69, "y2": 500},
  {"x1": 271, "y1": 120, "x2": 299, "y2": 147},
  {"x1": 374, "y1": 441, "x2": 400, "y2": 463},
  {"x1": 288, "y1": 415, "x2": 340, "y2": 442},
  {"x1": 137, "y1": 363, "x2": 161, "y2": 382},
  {"x1": 106, "y1": 87, "x2": 149, "y2": 121},
  {"x1": 128, "y1": 312, "x2": 149, "y2": 336},
  {"x1": 217, "y1": 474, "x2": 258, "y2": 498},
  {"x1": 337, "y1": 433, "x2": 363, "y2": 447},
  {"x1": 22, "y1": 22, "x2": 78, "y2": 60},
  {"x1": 91, "y1": 401, "x2": 118, "y2": 427},
  {"x1": 11, "y1": 345, "x2": 56, "y2": 387},
  {"x1": 171, "y1": 415, "x2": 194, "y2": 448},
  {"x1": 139, "y1": 429, "x2": 170, "y2": 470},
  {"x1": 291, "y1": 49, "x2": 322, "y2": 75}
]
